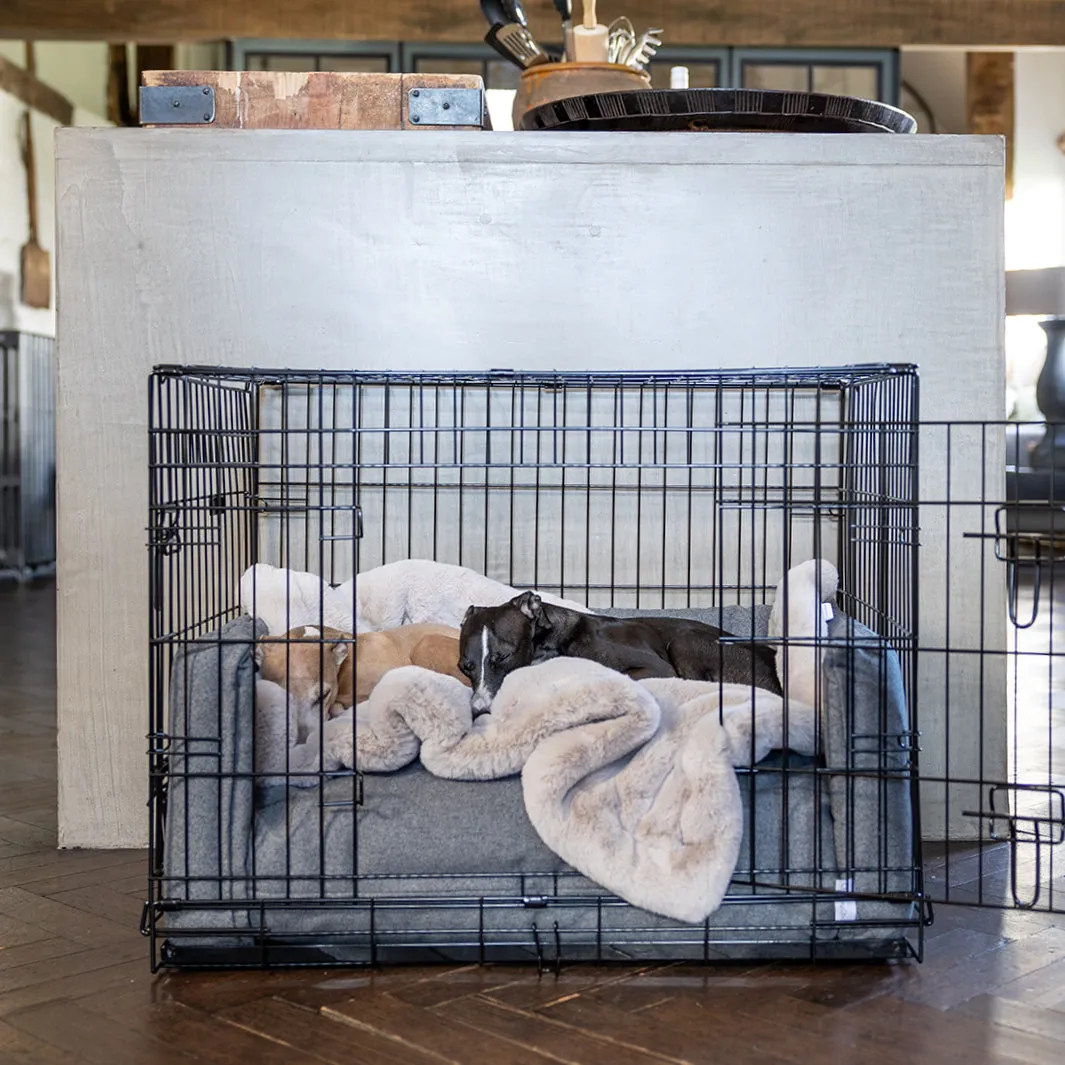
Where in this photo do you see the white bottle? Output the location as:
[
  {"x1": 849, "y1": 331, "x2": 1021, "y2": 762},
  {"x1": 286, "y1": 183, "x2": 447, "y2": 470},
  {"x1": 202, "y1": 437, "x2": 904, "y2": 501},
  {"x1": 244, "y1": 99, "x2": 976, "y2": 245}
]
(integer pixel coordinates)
[
  {"x1": 670, "y1": 66, "x2": 690, "y2": 89},
  {"x1": 572, "y1": 0, "x2": 609, "y2": 63}
]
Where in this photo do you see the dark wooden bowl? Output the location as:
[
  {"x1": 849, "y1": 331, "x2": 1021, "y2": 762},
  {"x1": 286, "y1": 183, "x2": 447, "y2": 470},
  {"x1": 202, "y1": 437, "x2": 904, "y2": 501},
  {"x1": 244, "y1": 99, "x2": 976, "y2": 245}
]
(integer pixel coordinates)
[{"x1": 519, "y1": 87, "x2": 918, "y2": 134}]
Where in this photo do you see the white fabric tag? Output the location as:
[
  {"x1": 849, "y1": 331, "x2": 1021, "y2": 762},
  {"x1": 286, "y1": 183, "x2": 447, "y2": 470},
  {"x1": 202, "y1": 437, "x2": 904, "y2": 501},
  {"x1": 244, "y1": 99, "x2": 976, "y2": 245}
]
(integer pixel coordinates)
[
  {"x1": 835, "y1": 878, "x2": 856, "y2": 921},
  {"x1": 821, "y1": 602, "x2": 834, "y2": 623}
]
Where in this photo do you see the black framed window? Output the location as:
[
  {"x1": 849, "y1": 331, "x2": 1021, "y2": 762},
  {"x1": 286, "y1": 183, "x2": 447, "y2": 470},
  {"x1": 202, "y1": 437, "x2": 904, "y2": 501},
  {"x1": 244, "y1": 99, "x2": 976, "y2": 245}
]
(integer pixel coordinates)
[
  {"x1": 403, "y1": 43, "x2": 529, "y2": 90},
  {"x1": 646, "y1": 49, "x2": 728, "y2": 90},
  {"x1": 230, "y1": 39, "x2": 400, "y2": 74},
  {"x1": 731, "y1": 48, "x2": 897, "y2": 105}
]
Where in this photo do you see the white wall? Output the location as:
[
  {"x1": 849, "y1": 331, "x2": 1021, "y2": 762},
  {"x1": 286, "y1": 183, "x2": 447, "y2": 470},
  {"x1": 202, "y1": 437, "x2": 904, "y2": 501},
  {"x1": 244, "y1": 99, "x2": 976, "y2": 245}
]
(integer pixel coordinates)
[
  {"x1": 898, "y1": 48, "x2": 1065, "y2": 271},
  {"x1": 0, "y1": 41, "x2": 110, "y2": 117},
  {"x1": 0, "y1": 41, "x2": 110, "y2": 335},
  {"x1": 900, "y1": 49, "x2": 967, "y2": 134},
  {"x1": 1008, "y1": 51, "x2": 1065, "y2": 271},
  {"x1": 1006, "y1": 50, "x2": 1065, "y2": 411},
  {"x1": 903, "y1": 47, "x2": 1065, "y2": 410},
  {"x1": 0, "y1": 101, "x2": 108, "y2": 335}
]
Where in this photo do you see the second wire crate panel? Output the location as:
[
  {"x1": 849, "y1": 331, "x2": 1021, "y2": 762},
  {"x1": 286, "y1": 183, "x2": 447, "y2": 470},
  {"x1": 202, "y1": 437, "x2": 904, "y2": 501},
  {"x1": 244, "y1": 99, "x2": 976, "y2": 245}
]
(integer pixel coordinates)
[{"x1": 0, "y1": 331, "x2": 55, "y2": 581}]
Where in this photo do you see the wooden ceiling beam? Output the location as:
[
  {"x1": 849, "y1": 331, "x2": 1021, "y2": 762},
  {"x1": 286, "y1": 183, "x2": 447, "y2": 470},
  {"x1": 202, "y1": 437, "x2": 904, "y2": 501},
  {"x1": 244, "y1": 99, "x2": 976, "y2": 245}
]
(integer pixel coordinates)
[{"x1": 2, "y1": 0, "x2": 1065, "y2": 48}]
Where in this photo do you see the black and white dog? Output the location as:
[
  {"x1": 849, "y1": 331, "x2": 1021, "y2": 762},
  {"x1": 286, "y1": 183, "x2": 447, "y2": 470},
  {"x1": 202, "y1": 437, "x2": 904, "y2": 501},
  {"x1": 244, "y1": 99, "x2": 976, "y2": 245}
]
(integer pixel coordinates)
[{"x1": 459, "y1": 592, "x2": 781, "y2": 717}]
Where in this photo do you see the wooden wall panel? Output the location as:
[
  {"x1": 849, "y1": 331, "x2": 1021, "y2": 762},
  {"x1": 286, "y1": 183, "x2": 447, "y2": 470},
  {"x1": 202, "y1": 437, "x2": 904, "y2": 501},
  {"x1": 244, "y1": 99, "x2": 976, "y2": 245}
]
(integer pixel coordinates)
[
  {"x1": 967, "y1": 52, "x2": 1015, "y2": 199},
  {"x1": 3, "y1": 0, "x2": 1065, "y2": 47}
]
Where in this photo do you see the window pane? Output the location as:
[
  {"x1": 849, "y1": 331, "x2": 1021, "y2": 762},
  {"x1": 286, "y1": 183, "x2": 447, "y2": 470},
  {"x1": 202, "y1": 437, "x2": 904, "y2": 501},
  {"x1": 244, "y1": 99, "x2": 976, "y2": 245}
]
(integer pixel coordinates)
[
  {"x1": 649, "y1": 61, "x2": 719, "y2": 89},
  {"x1": 319, "y1": 55, "x2": 391, "y2": 73},
  {"x1": 414, "y1": 58, "x2": 485, "y2": 77},
  {"x1": 486, "y1": 60, "x2": 521, "y2": 90},
  {"x1": 742, "y1": 63, "x2": 808, "y2": 92},
  {"x1": 811, "y1": 65, "x2": 879, "y2": 100}
]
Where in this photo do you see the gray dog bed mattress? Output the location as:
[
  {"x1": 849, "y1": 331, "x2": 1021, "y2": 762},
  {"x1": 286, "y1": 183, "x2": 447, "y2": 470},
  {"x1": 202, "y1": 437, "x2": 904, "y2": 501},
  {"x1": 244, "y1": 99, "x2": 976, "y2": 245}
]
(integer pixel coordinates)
[{"x1": 159, "y1": 604, "x2": 918, "y2": 964}]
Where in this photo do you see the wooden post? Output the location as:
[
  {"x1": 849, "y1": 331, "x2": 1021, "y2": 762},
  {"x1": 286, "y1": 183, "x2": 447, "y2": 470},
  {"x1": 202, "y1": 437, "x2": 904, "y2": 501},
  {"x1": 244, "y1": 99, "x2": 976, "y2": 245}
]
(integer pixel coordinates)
[
  {"x1": 107, "y1": 42, "x2": 134, "y2": 126},
  {"x1": 966, "y1": 51, "x2": 1014, "y2": 199},
  {"x1": 134, "y1": 44, "x2": 173, "y2": 122}
]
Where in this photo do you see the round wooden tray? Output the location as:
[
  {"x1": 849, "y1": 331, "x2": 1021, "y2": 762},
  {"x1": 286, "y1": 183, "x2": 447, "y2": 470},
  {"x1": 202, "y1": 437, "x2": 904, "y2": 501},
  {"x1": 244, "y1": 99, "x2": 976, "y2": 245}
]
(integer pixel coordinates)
[{"x1": 519, "y1": 87, "x2": 918, "y2": 134}]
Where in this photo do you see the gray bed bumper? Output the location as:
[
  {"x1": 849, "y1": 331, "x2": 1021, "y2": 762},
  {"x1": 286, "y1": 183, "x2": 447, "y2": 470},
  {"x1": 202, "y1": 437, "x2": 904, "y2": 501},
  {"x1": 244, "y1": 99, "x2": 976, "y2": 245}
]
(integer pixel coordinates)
[{"x1": 159, "y1": 605, "x2": 919, "y2": 963}]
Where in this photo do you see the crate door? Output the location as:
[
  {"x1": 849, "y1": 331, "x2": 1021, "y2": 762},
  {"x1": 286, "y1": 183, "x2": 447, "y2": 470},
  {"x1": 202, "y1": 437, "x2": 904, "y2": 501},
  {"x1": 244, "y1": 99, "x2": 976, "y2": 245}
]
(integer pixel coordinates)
[{"x1": 917, "y1": 420, "x2": 1065, "y2": 914}]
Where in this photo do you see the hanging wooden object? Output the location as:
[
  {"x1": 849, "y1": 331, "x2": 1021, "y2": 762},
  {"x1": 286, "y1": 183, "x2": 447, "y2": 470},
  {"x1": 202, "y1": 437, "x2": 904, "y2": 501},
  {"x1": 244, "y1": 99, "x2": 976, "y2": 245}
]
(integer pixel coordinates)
[{"x1": 19, "y1": 42, "x2": 50, "y2": 310}]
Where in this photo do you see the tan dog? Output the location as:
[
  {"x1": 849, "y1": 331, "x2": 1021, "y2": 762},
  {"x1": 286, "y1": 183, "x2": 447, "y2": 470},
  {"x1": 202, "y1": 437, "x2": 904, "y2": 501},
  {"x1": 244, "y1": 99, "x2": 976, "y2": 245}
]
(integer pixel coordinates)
[
  {"x1": 338, "y1": 623, "x2": 470, "y2": 713},
  {"x1": 255, "y1": 625, "x2": 351, "y2": 741},
  {"x1": 257, "y1": 624, "x2": 468, "y2": 727}
]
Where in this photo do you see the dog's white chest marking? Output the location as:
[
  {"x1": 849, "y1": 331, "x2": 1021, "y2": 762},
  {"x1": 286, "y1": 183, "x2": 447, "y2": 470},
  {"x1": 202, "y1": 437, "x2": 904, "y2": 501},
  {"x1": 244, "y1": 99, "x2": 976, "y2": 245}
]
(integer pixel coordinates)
[{"x1": 471, "y1": 626, "x2": 493, "y2": 711}]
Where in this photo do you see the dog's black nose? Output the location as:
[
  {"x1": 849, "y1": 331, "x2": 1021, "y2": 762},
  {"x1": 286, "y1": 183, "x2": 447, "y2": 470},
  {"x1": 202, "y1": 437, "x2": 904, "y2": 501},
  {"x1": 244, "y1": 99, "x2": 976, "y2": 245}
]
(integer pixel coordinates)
[{"x1": 472, "y1": 707, "x2": 492, "y2": 720}]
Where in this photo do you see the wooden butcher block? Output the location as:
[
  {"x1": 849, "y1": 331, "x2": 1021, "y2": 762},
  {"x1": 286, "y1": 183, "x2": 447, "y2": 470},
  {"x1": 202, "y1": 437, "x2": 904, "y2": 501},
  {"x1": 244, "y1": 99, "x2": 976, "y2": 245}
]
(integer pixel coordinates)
[{"x1": 140, "y1": 70, "x2": 488, "y2": 131}]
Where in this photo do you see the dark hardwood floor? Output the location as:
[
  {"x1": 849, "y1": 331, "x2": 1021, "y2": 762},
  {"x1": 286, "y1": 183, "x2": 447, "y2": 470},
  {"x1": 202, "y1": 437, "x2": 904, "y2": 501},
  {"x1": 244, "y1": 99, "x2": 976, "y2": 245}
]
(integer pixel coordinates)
[{"x1": 1, "y1": 579, "x2": 1064, "y2": 1063}]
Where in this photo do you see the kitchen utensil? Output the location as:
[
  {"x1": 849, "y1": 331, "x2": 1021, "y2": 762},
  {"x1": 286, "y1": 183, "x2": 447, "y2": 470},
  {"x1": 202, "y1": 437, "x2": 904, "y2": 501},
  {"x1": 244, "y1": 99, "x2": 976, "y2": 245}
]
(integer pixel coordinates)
[
  {"x1": 572, "y1": 0, "x2": 609, "y2": 63},
  {"x1": 510, "y1": 60, "x2": 651, "y2": 129},
  {"x1": 552, "y1": 0, "x2": 575, "y2": 62},
  {"x1": 19, "y1": 43, "x2": 49, "y2": 310},
  {"x1": 621, "y1": 28, "x2": 662, "y2": 70},
  {"x1": 485, "y1": 22, "x2": 551, "y2": 69},
  {"x1": 607, "y1": 17, "x2": 636, "y2": 65},
  {"x1": 502, "y1": 0, "x2": 529, "y2": 26},
  {"x1": 479, "y1": 0, "x2": 510, "y2": 27}
]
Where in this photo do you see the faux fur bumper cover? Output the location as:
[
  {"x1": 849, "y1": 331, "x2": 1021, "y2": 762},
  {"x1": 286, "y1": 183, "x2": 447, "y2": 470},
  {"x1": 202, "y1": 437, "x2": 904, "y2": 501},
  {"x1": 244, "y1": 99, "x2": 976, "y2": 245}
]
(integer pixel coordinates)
[{"x1": 242, "y1": 558, "x2": 835, "y2": 924}]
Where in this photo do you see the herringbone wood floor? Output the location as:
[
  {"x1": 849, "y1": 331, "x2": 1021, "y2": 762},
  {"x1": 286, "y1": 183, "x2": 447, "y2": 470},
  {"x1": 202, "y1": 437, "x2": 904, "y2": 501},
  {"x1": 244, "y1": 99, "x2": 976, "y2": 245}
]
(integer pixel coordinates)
[{"x1": 2, "y1": 580, "x2": 1065, "y2": 1063}]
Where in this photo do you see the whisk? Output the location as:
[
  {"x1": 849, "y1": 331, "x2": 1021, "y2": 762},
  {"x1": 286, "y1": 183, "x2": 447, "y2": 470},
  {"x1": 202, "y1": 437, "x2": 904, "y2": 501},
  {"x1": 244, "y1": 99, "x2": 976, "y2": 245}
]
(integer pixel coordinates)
[
  {"x1": 607, "y1": 17, "x2": 636, "y2": 65},
  {"x1": 607, "y1": 20, "x2": 663, "y2": 70}
]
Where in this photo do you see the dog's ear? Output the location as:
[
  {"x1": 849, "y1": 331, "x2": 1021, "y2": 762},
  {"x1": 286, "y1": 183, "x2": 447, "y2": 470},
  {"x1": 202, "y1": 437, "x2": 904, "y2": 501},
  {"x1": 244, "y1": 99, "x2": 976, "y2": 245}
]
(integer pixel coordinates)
[
  {"x1": 319, "y1": 627, "x2": 351, "y2": 667},
  {"x1": 462, "y1": 604, "x2": 476, "y2": 627},
  {"x1": 515, "y1": 591, "x2": 545, "y2": 626}
]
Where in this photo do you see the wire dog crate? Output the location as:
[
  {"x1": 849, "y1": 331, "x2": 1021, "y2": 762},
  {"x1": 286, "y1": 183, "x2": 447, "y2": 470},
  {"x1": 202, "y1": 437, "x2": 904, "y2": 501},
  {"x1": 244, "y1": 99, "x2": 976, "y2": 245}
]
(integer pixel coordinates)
[
  {"x1": 0, "y1": 332, "x2": 55, "y2": 581},
  {"x1": 144, "y1": 364, "x2": 1064, "y2": 970}
]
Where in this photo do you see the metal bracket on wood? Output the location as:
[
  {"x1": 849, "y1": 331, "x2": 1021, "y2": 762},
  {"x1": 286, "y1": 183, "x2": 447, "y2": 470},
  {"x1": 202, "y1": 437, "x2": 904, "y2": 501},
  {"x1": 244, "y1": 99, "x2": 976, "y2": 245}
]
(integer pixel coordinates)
[
  {"x1": 408, "y1": 87, "x2": 484, "y2": 127},
  {"x1": 140, "y1": 85, "x2": 216, "y2": 125}
]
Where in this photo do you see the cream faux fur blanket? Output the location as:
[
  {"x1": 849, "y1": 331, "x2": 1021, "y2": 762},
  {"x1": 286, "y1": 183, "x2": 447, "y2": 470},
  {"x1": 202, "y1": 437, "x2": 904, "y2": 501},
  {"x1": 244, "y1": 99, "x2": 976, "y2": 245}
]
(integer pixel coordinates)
[
  {"x1": 239, "y1": 558, "x2": 589, "y2": 637},
  {"x1": 246, "y1": 558, "x2": 838, "y2": 924},
  {"x1": 241, "y1": 559, "x2": 592, "y2": 787}
]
